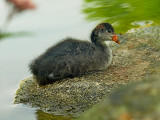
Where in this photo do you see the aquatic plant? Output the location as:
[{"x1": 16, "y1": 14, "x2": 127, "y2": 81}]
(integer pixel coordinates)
[
  {"x1": 0, "y1": 0, "x2": 36, "y2": 37},
  {"x1": 7, "y1": 0, "x2": 36, "y2": 10}
]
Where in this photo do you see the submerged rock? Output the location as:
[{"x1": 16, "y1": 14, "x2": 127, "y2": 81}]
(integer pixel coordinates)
[
  {"x1": 76, "y1": 75, "x2": 160, "y2": 120},
  {"x1": 35, "y1": 110, "x2": 72, "y2": 120},
  {"x1": 14, "y1": 26, "x2": 160, "y2": 116}
]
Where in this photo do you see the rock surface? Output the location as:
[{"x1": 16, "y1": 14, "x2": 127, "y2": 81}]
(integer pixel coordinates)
[
  {"x1": 76, "y1": 75, "x2": 160, "y2": 120},
  {"x1": 14, "y1": 26, "x2": 160, "y2": 116}
]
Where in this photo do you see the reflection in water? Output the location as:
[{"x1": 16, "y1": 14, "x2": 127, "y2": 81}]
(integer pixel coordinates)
[
  {"x1": 36, "y1": 110, "x2": 72, "y2": 120},
  {"x1": 82, "y1": 0, "x2": 160, "y2": 33}
]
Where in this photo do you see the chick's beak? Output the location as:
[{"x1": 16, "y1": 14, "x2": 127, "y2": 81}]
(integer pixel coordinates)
[{"x1": 112, "y1": 34, "x2": 120, "y2": 44}]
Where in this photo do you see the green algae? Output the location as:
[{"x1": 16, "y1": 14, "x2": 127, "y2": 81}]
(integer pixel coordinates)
[{"x1": 36, "y1": 110, "x2": 72, "y2": 120}]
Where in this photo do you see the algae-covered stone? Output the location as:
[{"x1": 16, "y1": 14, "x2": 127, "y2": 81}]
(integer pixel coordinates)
[
  {"x1": 36, "y1": 110, "x2": 72, "y2": 120},
  {"x1": 76, "y1": 75, "x2": 160, "y2": 120},
  {"x1": 14, "y1": 26, "x2": 160, "y2": 116}
]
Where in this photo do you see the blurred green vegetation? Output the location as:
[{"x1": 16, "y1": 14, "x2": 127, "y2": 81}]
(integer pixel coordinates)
[
  {"x1": 0, "y1": 32, "x2": 12, "y2": 39},
  {"x1": 0, "y1": 31, "x2": 32, "y2": 40},
  {"x1": 82, "y1": 0, "x2": 160, "y2": 33}
]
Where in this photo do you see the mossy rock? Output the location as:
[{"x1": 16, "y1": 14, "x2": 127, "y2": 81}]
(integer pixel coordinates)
[
  {"x1": 14, "y1": 75, "x2": 124, "y2": 116},
  {"x1": 14, "y1": 26, "x2": 160, "y2": 116},
  {"x1": 76, "y1": 75, "x2": 160, "y2": 120}
]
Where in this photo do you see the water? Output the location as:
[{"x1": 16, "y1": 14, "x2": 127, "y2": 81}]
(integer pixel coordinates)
[
  {"x1": 0, "y1": 0, "x2": 94, "y2": 120},
  {"x1": 0, "y1": 0, "x2": 160, "y2": 120}
]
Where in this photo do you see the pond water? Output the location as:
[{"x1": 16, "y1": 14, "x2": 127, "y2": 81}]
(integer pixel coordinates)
[
  {"x1": 0, "y1": 0, "x2": 93, "y2": 120},
  {"x1": 0, "y1": 0, "x2": 160, "y2": 120}
]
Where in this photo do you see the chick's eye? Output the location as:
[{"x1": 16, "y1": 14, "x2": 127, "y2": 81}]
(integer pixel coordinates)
[{"x1": 107, "y1": 30, "x2": 111, "y2": 33}]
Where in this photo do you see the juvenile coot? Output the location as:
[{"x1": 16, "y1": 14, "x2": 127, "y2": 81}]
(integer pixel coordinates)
[{"x1": 29, "y1": 23, "x2": 120, "y2": 85}]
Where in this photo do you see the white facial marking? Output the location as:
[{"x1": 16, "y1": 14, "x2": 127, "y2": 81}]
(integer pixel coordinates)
[{"x1": 48, "y1": 73, "x2": 54, "y2": 79}]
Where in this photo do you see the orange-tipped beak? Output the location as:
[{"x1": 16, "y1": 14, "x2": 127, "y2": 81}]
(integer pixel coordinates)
[{"x1": 112, "y1": 34, "x2": 120, "y2": 44}]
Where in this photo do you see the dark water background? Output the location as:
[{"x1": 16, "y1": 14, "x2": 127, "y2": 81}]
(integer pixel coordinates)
[{"x1": 0, "y1": 0, "x2": 160, "y2": 119}]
